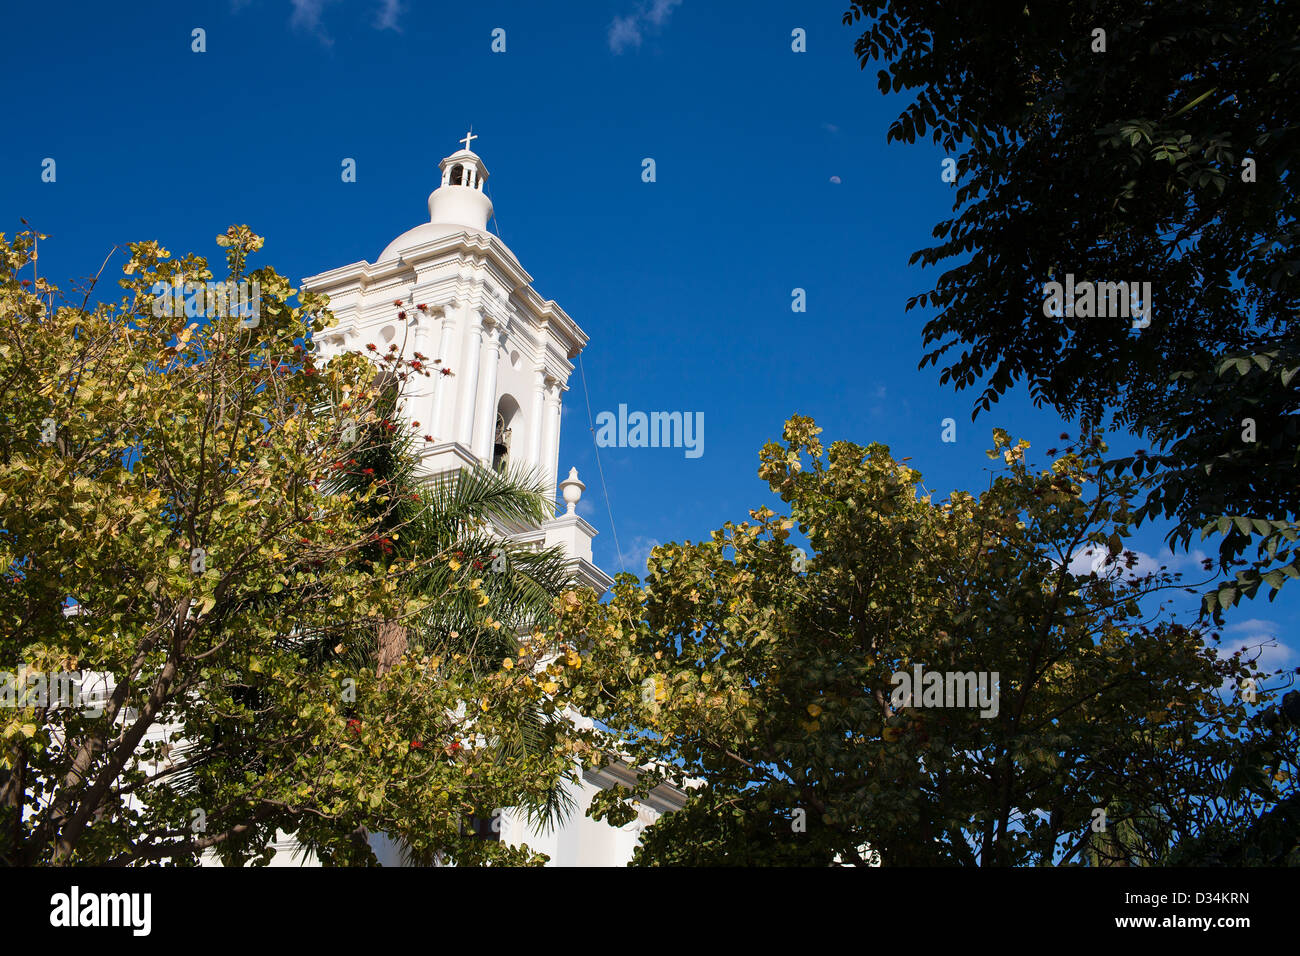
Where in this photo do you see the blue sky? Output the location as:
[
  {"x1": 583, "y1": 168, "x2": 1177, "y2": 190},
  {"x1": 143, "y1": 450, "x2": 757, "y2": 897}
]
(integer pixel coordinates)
[{"x1": 3, "y1": 0, "x2": 1295, "y2": 683}]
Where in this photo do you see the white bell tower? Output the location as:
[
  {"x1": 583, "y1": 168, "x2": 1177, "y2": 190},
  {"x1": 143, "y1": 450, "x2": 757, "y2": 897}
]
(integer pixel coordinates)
[
  {"x1": 296, "y1": 135, "x2": 687, "y2": 870},
  {"x1": 302, "y1": 132, "x2": 611, "y2": 591}
]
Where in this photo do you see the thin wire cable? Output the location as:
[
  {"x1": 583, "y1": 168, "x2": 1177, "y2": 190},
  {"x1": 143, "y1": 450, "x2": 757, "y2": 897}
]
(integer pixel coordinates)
[
  {"x1": 485, "y1": 181, "x2": 625, "y2": 575},
  {"x1": 485, "y1": 181, "x2": 504, "y2": 241},
  {"x1": 579, "y1": 354, "x2": 626, "y2": 575}
]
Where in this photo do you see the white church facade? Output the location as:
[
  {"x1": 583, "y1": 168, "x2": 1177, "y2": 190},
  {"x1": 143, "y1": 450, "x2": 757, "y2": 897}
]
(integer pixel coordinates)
[
  {"x1": 292, "y1": 134, "x2": 686, "y2": 866},
  {"x1": 303, "y1": 133, "x2": 608, "y2": 591}
]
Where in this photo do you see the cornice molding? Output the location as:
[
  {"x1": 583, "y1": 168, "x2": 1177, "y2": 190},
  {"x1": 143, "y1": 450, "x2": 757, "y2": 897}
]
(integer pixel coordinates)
[{"x1": 302, "y1": 229, "x2": 590, "y2": 360}]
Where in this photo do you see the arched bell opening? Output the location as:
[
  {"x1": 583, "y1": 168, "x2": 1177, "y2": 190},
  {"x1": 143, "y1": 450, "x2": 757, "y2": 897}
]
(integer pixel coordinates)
[{"x1": 493, "y1": 393, "x2": 521, "y2": 473}]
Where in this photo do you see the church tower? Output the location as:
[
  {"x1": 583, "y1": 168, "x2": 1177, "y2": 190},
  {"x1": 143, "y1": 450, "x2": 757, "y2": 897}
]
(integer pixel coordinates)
[
  {"x1": 302, "y1": 133, "x2": 610, "y2": 591},
  {"x1": 300, "y1": 134, "x2": 689, "y2": 866}
]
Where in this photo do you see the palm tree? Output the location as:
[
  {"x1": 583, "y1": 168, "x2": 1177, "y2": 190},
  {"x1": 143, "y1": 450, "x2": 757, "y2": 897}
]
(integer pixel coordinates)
[{"x1": 324, "y1": 394, "x2": 582, "y2": 862}]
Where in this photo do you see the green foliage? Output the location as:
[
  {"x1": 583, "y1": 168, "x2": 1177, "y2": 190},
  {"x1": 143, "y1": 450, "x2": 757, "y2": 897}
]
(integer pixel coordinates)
[
  {"x1": 0, "y1": 228, "x2": 587, "y2": 865},
  {"x1": 557, "y1": 418, "x2": 1294, "y2": 865},
  {"x1": 322, "y1": 367, "x2": 585, "y2": 844},
  {"x1": 843, "y1": 0, "x2": 1299, "y2": 605}
]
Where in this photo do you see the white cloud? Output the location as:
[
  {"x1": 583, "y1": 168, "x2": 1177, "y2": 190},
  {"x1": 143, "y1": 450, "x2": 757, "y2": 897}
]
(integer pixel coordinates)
[
  {"x1": 289, "y1": 0, "x2": 330, "y2": 30},
  {"x1": 289, "y1": 0, "x2": 339, "y2": 44},
  {"x1": 375, "y1": 0, "x2": 402, "y2": 31},
  {"x1": 618, "y1": 535, "x2": 661, "y2": 574},
  {"x1": 645, "y1": 0, "x2": 681, "y2": 26},
  {"x1": 1219, "y1": 617, "x2": 1295, "y2": 673},
  {"x1": 609, "y1": 0, "x2": 683, "y2": 54},
  {"x1": 1065, "y1": 545, "x2": 1211, "y2": 581},
  {"x1": 282, "y1": 0, "x2": 402, "y2": 44},
  {"x1": 608, "y1": 15, "x2": 643, "y2": 53},
  {"x1": 1256, "y1": 639, "x2": 1296, "y2": 672},
  {"x1": 1226, "y1": 618, "x2": 1280, "y2": 636},
  {"x1": 1056, "y1": 550, "x2": 1296, "y2": 678},
  {"x1": 1068, "y1": 546, "x2": 1157, "y2": 578}
]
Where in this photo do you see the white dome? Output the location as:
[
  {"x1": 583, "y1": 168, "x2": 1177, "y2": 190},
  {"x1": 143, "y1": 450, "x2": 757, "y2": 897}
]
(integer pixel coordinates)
[
  {"x1": 376, "y1": 143, "x2": 494, "y2": 262},
  {"x1": 378, "y1": 220, "x2": 489, "y2": 262}
]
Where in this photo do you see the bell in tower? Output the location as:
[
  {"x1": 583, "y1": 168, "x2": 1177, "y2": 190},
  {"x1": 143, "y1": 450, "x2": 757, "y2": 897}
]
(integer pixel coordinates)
[{"x1": 492, "y1": 412, "x2": 512, "y2": 473}]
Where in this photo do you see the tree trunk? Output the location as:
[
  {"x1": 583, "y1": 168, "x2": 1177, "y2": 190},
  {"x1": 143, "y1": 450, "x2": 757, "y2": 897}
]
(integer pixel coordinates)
[{"x1": 376, "y1": 620, "x2": 408, "y2": 677}]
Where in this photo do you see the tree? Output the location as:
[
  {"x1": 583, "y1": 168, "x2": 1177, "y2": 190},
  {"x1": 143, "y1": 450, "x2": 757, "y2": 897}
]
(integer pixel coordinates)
[
  {"x1": 552, "y1": 417, "x2": 1293, "y2": 865},
  {"x1": 842, "y1": 0, "x2": 1300, "y2": 611},
  {"x1": 323, "y1": 370, "x2": 587, "y2": 858},
  {"x1": 0, "y1": 227, "x2": 586, "y2": 865}
]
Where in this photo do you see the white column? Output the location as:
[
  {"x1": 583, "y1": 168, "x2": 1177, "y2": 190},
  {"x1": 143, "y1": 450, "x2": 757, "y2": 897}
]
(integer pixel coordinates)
[
  {"x1": 408, "y1": 314, "x2": 433, "y2": 432},
  {"x1": 456, "y1": 309, "x2": 483, "y2": 447},
  {"x1": 527, "y1": 365, "x2": 546, "y2": 474},
  {"x1": 429, "y1": 309, "x2": 457, "y2": 442},
  {"x1": 473, "y1": 322, "x2": 504, "y2": 462},
  {"x1": 541, "y1": 380, "x2": 563, "y2": 504}
]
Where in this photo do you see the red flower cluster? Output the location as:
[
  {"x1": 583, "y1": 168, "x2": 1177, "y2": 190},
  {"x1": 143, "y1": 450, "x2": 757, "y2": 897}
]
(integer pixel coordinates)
[{"x1": 347, "y1": 718, "x2": 362, "y2": 735}]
